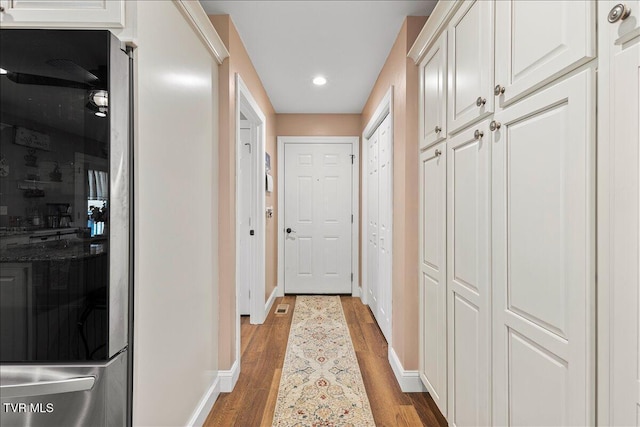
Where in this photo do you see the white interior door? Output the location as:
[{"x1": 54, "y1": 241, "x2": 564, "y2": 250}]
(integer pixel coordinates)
[
  {"x1": 237, "y1": 123, "x2": 253, "y2": 315},
  {"x1": 367, "y1": 130, "x2": 380, "y2": 317},
  {"x1": 419, "y1": 142, "x2": 447, "y2": 417},
  {"x1": 376, "y1": 116, "x2": 392, "y2": 341},
  {"x1": 447, "y1": 121, "x2": 491, "y2": 426},
  {"x1": 284, "y1": 143, "x2": 353, "y2": 294},
  {"x1": 602, "y1": 1, "x2": 640, "y2": 423},
  {"x1": 492, "y1": 69, "x2": 595, "y2": 426}
]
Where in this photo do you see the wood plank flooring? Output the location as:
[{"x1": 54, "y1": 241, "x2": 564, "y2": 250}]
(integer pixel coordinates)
[{"x1": 204, "y1": 296, "x2": 447, "y2": 427}]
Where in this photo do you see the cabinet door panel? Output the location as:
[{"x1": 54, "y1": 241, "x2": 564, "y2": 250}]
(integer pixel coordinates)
[
  {"x1": 447, "y1": 0, "x2": 494, "y2": 134},
  {"x1": 492, "y1": 69, "x2": 595, "y2": 426},
  {"x1": 447, "y1": 121, "x2": 491, "y2": 426},
  {"x1": 0, "y1": 0, "x2": 125, "y2": 28},
  {"x1": 495, "y1": 0, "x2": 595, "y2": 107},
  {"x1": 420, "y1": 32, "x2": 447, "y2": 150},
  {"x1": 419, "y1": 142, "x2": 447, "y2": 416}
]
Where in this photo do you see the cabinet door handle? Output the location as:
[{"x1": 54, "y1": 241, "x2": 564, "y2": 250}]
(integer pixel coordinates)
[
  {"x1": 434, "y1": 126, "x2": 442, "y2": 134},
  {"x1": 474, "y1": 129, "x2": 484, "y2": 140},
  {"x1": 435, "y1": 149, "x2": 442, "y2": 157},
  {"x1": 494, "y1": 84, "x2": 505, "y2": 96},
  {"x1": 476, "y1": 96, "x2": 486, "y2": 107},
  {"x1": 490, "y1": 120, "x2": 501, "y2": 131},
  {"x1": 608, "y1": 3, "x2": 631, "y2": 23}
]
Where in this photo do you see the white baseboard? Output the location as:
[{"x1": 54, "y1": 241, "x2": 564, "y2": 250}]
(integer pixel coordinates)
[
  {"x1": 351, "y1": 285, "x2": 361, "y2": 298},
  {"x1": 186, "y1": 374, "x2": 220, "y2": 427},
  {"x1": 265, "y1": 287, "x2": 277, "y2": 320},
  {"x1": 276, "y1": 283, "x2": 284, "y2": 297},
  {"x1": 219, "y1": 359, "x2": 240, "y2": 392},
  {"x1": 388, "y1": 347, "x2": 426, "y2": 393}
]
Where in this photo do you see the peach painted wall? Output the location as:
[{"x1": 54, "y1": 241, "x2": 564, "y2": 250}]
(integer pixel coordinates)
[
  {"x1": 210, "y1": 15, "x2": 278, "y2": 370},
  {"x1": 276, "y1": 114, "x2": 361, "y2": 136},
  {"x1": 360, "y1": 16, "x2": 427, "y2": 371}
]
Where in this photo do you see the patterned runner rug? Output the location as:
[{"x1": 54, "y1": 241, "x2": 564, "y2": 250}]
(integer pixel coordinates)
[{"x1": 272, "y1": 295, "x2": 375, "y2": 427}]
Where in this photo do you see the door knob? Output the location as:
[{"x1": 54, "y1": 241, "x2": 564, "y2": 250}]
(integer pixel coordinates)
[
  {"x1": 608, "y1": 3, "x2": 631, "y2": 23},
  {"x1": 489, "y1": 120, "x2": 501, "y2": 131},
  {"x1": 494, "y1": 84, "x2": 505, "y2": 96},
  {"x1": 286, "y1": 227, "x2": 292, "y2": 234},
  {"x1": 434, "y1": 125, "x2": 442, "y2": 134},
  {"x1": 476, "y1": 96, "x2": 486, "y2": 107},
  {"x1": 474, "y1": 129, "x2": 484, "y2": 140}
]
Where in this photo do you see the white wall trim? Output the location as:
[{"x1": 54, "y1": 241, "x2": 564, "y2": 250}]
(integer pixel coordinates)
[
  {"x1": 264, "y1": 286, "x2": 277, "y2": 320},
  {"x1": 407, "y1": 0, "x2": 461, "y2": 64},
  {"x1": 389, "y1": 347, "x2": 426, "y2": 393},
  {"x1": 186, "y1": 375, "x2": 220, "y2": 427},
  {"x1": 174, "y1": 0, "x2": 230, "y2": 65},
  {"x1": 361, "y1": 87, "x2": 394, "y2": 341},
  {"x1": 219, "y1": 360, "x2": 240, "y2": 393},
  {"x1": 277, "y1": 136, "x2": 360, "y2": 297}
]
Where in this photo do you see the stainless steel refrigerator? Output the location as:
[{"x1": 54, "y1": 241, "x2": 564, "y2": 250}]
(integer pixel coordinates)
[{"x1": 0, "y1": 29, "x2": 131, "y2": 426}]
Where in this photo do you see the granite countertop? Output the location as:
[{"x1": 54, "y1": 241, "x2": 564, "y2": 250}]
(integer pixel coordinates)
[{"x1": 0, "y1": 240, "x2": 107, "y2": 262}]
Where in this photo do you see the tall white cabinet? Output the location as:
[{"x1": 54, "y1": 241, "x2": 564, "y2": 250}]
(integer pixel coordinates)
[{"x1": 413, "y1": 1, "x2": 597, "y2": 424}]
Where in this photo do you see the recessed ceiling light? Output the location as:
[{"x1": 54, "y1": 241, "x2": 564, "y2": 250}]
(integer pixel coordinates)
[
  {"x1": 0, "y1": 68, "x2": 8, "y2": 75},
  {"x1": 313, "y1": 76, "x2": 327, "y2": 86},
  {"x1": 95, "y1": 111, "x2": 107, "y2": 118}
]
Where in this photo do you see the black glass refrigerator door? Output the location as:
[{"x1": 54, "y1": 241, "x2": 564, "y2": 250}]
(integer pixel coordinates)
[{"x1": 0, "y1": 29, "x2": 130, "y2": 364}]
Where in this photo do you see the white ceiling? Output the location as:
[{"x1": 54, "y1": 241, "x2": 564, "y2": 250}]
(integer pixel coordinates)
[{"x1": 199, "y1": 1, "x2": 436, "y2": 113}]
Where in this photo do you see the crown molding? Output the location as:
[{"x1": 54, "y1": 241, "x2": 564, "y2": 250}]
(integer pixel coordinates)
[
  {"x1": 174, "y1": 0, "x2": 229, "y2": 65},
  {"x1": 407, "y1": 0, "x2": 462, "y2": 64}
]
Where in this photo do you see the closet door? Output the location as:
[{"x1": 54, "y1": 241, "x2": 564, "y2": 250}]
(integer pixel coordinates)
[
  {"x1": 419, "y1": 32, "x2": 447, "y2": 150},
  {"x1": 492, "y1": 69, "x2": 595, "y2": 426},
  {"x1": 419, "y1": 142, "x2": 447, "y2": 416},
  {"x1": 447, "y1": 121, "x2": 491, "y2": 426},
  {"x1": 367, "y1": 131, "x2": 379, "y2": 318},
  {"x1": 495, "y1": 0, "x2": 595, "y2": 108},
  {"x1": 447, "y1": 0, "x2": 494, "y2": 134},
  {"x1": 376, "y1": 116, "x2": 392, "y2": 341}
]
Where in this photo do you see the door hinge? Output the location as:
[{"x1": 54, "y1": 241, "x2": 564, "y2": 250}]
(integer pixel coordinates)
[
  {"x1": 351, "y1": 273, "x2": 354, "y2": 282},
  {"x1": 350, "y1": 154, "x2": 355, "y2": 164},
  {"x1": 351, "y1": 214, "x2": 353, "y2": 223}
]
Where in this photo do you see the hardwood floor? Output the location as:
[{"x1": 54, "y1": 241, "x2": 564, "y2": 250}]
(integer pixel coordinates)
[{"x1": 204, "y1": 296, "x2": 447, "y2": 427}]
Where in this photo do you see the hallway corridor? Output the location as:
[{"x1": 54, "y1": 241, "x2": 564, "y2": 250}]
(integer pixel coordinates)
[{"x1": 204, "y1": 296, "x2": 447, "y2": 426}]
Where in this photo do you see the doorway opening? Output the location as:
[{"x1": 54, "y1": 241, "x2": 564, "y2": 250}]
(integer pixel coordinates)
[{"x1": 235, "y1": 75, "x2": 267, "y2": 340}]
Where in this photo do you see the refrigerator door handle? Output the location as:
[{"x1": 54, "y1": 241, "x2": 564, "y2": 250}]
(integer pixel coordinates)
[{"x1": 0, "y1": 376, "x2": 96, "y2": 398}]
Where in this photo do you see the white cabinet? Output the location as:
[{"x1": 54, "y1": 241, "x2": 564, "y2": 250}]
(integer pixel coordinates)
[
  {"x1": 598, "y1": 1, "x2": 640, "y2": 425},
  {"x1": 491, "y1": 69, "x2": 595, "y2": 426},
  {"x1": 495, "y1": 0, "x2": 595, "y2": 107},
  {"x1": 0, "y1": 0, "x2": 125, "y2": 28},
  {"x1": 447, "y1": 0, "x2": 494, "y2": 134},
  {"x1": 418, "y1": 141, "x2": 447, "y2": 417},
  {"x1": 446, "y1": 120, "x2": 491, "y2": 427},
  {"x1": 419, "y1": 32, "x2": 447, "y2": 150}
]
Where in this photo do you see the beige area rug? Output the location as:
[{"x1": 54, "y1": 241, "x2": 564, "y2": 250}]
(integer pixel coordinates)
[{"x1": 272, "y1": 296, "x2": 376, "y2": 427}]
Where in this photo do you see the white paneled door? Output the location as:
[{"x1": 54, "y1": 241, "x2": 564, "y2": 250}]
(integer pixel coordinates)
[
  {"x1": 447, "y1": 121, "x2": 491, "y2": 427},
  {"x1": 237, "y1": 124, "x2": 253, "y2": 315},
  {"x1": 367, "y1": 115, "x2": 392, "y2": 342},
  {"x1": 284, "y1": 143, "x2": 353, "y2": 294},
  {"x1": 419, "y1": 142, "x2": 447, "y2": 417},
  {"x1": 420, "y1": 32, "x2": 447, "y2": 150},
  {"x1": 492, "y1": 69, "x2": 595, "y2": 426}
]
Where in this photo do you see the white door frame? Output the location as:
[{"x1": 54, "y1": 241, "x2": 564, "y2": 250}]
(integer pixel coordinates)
[
  {"x1": 361, "y1": 87, "x2": 394, "y2": 320},
  {"x1": 277, "y1": 136, "x2": 360, "y2": 296},
  {"x1": 235, "y1": 73, "x2": 267, "y2": 337}
]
